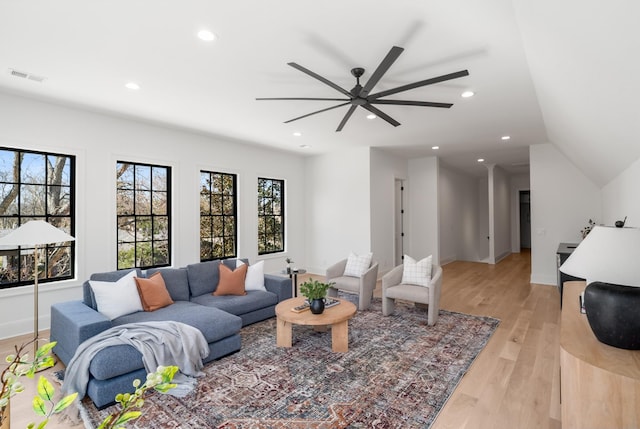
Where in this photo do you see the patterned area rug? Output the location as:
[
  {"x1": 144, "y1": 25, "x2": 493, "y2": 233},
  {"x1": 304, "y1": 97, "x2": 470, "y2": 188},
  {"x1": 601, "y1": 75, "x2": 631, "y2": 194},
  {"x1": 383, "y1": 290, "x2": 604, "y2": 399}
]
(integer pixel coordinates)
[{"x1": 79, "y1": 299, "x2": 499, "y2": 428}]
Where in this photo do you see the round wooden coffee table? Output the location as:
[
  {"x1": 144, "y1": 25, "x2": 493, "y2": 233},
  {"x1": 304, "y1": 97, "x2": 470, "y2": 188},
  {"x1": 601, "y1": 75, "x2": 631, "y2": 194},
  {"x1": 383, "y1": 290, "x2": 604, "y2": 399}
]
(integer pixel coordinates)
[{"x1": 275, "y1": 297, "x2": 357, "y2": 352}]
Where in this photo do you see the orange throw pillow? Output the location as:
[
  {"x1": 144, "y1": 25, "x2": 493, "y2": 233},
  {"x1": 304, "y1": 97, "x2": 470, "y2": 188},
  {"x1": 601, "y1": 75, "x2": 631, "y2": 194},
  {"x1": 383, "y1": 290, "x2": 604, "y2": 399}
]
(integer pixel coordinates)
[
  {"x1": 214, "y1": 263, "x2": 247, "y2": 296},
  {"x1": 135, "y1": 272, "x2": 174, "y2": 311}
]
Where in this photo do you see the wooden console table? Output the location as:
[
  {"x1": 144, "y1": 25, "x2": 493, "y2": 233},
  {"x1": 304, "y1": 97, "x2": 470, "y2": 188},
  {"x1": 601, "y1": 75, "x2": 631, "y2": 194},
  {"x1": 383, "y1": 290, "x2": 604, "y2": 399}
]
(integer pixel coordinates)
[{"x1": 560, "y1": 281, "x2": 640, "y2": 428}]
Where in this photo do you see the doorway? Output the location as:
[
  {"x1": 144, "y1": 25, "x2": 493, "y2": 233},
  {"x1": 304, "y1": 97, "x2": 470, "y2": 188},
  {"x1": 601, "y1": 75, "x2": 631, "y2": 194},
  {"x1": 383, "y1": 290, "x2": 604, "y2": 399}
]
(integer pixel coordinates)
[
  {"x1": 394, "y1": 179, "x2": 405, "y2": 266},
  {"x1": 519, "y1": 190, "x2": 531, "y2": 249}
]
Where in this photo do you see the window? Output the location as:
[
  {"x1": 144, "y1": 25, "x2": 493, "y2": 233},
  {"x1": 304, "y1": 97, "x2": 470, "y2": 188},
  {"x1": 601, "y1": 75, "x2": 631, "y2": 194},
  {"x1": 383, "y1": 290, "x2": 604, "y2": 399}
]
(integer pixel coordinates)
[
  {"x1": 0, "y1": 148, "x2": 75, "y2": 289},
  {"x1": 257, "y1": 177, "x2": 284, "y2": 255},
  {"x1": 200, "y1": 171, "x2": 237, "y2": 261},
  {"x1": 116, "y1": 161, "x2": 171, "y2": 269}
]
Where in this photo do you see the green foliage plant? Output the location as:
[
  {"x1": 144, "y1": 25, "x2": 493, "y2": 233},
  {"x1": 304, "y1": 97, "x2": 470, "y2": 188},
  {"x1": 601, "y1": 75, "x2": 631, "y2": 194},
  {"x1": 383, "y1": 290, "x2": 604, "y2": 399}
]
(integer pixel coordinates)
[
  {"x1": 0, "y1": 340, "x2": 77, "y2": 429},
  {"x1": 2, "y1": 339, "x2": 178, "y2": 429},
  {"x1": 299, "y1": 278, "x2": 334, "y2": 300},
  {"x1": 97, "y1": 365, "x2": 178, "y2": 429}
]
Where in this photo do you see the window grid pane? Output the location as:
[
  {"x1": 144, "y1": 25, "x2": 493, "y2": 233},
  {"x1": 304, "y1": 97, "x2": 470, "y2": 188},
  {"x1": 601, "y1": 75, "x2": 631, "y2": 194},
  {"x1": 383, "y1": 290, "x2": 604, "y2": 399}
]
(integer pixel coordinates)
[
  {"x1": 0, "y1": 148, "x2": 75, "y2": 289},
  {"x1": 200, "y1": 171, "x2": 237, "y2": 261},
  {"x1": 117, "y1": 161, "x2": 171, "y2": 270},
  {"x1": 257, "y1": 177, "x2": 284, "y2": 255}
]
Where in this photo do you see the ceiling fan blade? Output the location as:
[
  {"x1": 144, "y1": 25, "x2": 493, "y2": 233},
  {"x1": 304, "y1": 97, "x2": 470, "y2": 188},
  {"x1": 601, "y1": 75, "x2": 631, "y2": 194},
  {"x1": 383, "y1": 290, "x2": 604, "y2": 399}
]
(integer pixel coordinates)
[
  {"x1": 336, "y1": 105, "x2": 358, "y2": 132},
  {"x1": 256, "y1": 97, "x2": 350, "y2": 101},
  {"x1": 368, "y1": 70, "x2": 469, "y2": 100},
  {"x1": 288, "y1": 62, "x2": 353, "y2": 98},
  {"x1": 362, "y1": 104, "x2": 400, "y2": 127},
  {"x1": 370, "y1": 99, "x2": 453, "y2": 108},
  {"x1": 283, "y1": 101, "x2": 351, "y2": 124},
  {"x1": 360, "y1": 46, "x2": 404, "y2": 98}
]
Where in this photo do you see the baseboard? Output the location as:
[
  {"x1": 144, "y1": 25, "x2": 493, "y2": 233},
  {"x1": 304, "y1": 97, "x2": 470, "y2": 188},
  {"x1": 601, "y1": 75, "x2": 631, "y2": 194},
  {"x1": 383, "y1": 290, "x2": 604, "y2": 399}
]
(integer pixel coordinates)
[{"x1": 530, "y1": 273, "x2": 557, "y2": 286}]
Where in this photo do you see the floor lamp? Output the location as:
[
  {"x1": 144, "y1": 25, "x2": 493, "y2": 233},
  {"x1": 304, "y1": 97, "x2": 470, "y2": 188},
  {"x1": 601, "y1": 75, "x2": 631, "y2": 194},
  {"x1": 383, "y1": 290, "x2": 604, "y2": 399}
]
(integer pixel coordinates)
[{"x1": 0, "y1": 220, "x2": 75, "y2": 356}]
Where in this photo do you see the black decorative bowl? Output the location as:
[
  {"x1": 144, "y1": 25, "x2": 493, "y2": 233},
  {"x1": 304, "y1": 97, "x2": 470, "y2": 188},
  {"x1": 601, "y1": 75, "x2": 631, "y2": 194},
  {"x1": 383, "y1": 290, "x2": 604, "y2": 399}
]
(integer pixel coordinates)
[{"x1": 584, "y1": 282, "x2": 640, "y2": 350}]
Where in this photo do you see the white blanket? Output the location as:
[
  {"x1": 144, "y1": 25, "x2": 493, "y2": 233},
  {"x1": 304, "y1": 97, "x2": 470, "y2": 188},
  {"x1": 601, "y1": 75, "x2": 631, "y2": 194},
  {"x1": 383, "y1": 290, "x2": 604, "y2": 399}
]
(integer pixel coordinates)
[{"x1": 62, "y1": 321, "x2": 209, "y2": 398}]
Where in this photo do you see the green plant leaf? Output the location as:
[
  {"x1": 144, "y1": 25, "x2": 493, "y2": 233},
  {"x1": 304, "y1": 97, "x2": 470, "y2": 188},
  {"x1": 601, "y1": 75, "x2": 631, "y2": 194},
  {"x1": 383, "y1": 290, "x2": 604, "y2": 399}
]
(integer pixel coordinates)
[
  {"x1": 37, "y1": 376, "x2": 55, "y2": 401},
  {"x1": 114, "y1": 411, "x2": 142, "y2": 425},
  {"x1": 36, "y1": 420, "x2": 49, "y2": 429},
  {"x1": 35, "y1": 342, "x2": 56, "y2": 359},
  {"x1": 32, "y1": 395, "x2": 47, "y2": 416},
  {"x1": 97, "y1": 415, "x2": 113, "y2": 429},
  {"x1": 52, "y1": 392, "x2": 78, "y2": 413}
]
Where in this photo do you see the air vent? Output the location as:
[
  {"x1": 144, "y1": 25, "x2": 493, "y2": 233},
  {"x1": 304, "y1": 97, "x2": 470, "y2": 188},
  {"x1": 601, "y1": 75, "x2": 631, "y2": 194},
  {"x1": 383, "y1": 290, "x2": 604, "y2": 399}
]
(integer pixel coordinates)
[{"x1": 8, "y1": 68, "x2": 46, "y2": 83}]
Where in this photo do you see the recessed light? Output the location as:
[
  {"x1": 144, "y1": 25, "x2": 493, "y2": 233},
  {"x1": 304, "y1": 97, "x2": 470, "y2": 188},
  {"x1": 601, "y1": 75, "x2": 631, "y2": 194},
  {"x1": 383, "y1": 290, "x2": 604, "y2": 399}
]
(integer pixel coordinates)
[
  {"x1": 477, "y1": 158, "x2": 485, "y2": 163},
  {"x1": 366, "y1": 114, "x2": 376, "y2": 120},
  {"x1": 501, "y1": 135, "x2": 511, "y2": 141},
  {"x1": 299, "y1": 144, "x2": 311, "y2": 149},
  {"x1": 125, "y1": 82, "x2": 140, "y2": 90},
  {"x1": 432, "y1": 146, "x2": 439, "y2": 150},
  {"x1": 293, "y1": 132, "x2": 302, "y2": 137},
  {"x1": 197, "y1": 30, "x2": 216, "y2": 41},
  {"x1": 461, "y1": 91, "x2": 475, "y2": 98}
]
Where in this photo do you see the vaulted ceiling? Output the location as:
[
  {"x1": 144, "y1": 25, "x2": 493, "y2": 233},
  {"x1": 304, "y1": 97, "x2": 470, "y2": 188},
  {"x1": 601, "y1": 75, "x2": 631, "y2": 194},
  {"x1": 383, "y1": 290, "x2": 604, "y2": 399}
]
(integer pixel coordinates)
[{"x1": 0, "y1": 1, "x2": 637, "y2": 185}]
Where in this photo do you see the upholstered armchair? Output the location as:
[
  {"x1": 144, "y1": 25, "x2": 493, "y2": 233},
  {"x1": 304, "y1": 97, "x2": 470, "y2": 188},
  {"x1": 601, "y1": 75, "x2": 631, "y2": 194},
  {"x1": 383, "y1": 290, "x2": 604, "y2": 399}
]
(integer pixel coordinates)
[
  {"x1": 382, "y1": 263, "x2": 443, "y2": 325},
  {"x1": 326, "y1": 258, "x2": 379, "y2": 310}
]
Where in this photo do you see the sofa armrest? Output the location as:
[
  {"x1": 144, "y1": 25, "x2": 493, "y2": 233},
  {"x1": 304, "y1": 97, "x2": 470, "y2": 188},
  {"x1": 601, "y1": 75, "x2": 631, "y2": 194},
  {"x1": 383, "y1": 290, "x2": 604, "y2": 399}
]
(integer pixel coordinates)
[
  {"x1": 50, "y1": 300, "x2": 112, "y2": 365},
  {"x1": 264, "y1": 274, "x2": 293, "y2": 302},
  {"x1": 382, "y1": 264, "x2": 404, "y2": 291},
  {"x1": 326, "y1": 259, "x2": 347, "y2": 281}
]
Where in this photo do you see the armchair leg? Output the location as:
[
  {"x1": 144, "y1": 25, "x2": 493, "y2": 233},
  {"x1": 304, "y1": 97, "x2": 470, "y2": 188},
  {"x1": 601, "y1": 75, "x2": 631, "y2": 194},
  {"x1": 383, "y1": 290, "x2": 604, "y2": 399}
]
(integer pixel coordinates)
[
  {"x1": 359, "y1": 291, "x2": 373, "y2": 311},
  {"x1": 382, "y1": 297, "x2": 395, "y2": 316}
]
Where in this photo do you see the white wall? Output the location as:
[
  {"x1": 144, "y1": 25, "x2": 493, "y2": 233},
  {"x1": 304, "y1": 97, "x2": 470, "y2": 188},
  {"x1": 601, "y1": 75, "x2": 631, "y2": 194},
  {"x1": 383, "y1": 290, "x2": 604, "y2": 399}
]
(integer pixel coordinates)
[
  {"x1": 304, "y1": 147, "x2": 371, "y2": 274},
  {"x1": 490, "y1": 165, "x2": 512, "y2": 262},
  {"x1": 439, "y1": 164, "x2": 481, "y2": 263},
  {"x1": 0, "y1": 92, "x2": 306, "y2": 339},
  {"x1": 407, "y1": 157, "x2": 439, "y2": 264},
  {"x1": 601, "y1": 156, "x2": 640, "y2": 227},
  {"x1": 477, "y1": 176, "x2": 490, "y2": 261},
  {"x1": 511, "y1": 173, "x2": 531, "y2": 252},
  {"x1": 530, "y1": 143, "x2": 601, "y2": 285},
  {"x1": 369, "y1": 148, "x2": 408, "y2": 274}
]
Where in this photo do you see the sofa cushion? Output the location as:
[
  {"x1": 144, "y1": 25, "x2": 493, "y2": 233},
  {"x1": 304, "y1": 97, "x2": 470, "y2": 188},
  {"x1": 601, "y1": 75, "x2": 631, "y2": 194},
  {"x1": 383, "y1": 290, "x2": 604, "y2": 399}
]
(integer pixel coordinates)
[
  {"x1": 191, "y1": 290, "x2": 278, "y2": 316},
  {"x1": 146, "y1": 267, "x2": 190, "y2": 302},
  {"x1": 112, "y1": 301, "x2": 241, "y2": 344},
  {"x1": 134, "y1": 272, "x2": 175, "y2": 311},
  {"x1": 214, "y1": 263, "x2": 247, "y2": 296},
  {"x1": 83, "y1": 268, "x2": 142, "y2": 310},
  {"x1": 89, "y1": 270, "x2": 143, "y2": 320},
  {"x1": 186, "y1": 260, "x2": 220, "y2": 296}
]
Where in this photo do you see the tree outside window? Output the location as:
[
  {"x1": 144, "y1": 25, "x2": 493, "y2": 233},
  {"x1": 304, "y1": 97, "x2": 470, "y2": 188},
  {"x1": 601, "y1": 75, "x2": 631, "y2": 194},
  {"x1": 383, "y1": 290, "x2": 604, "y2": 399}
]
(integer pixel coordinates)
[
  {"x1": 0, "y1": 148, "x2": 75, "y2": 289},
  {"x1": 117, "y1": 161, "x2": 171, "y2": 269},
  {"x1": 200, "y1": 171, "x2": 237, "y2": 261},
  {"x1": 257, "y1": 177, "x2": 284, "y2": 255}
]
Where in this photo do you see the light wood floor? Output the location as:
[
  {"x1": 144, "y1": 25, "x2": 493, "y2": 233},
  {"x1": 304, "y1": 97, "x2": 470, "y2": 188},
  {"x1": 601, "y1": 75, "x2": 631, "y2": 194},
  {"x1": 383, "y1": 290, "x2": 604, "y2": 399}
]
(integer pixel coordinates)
[{"x1": 2, "y1": 249, "x2": 561, "y2": 428}]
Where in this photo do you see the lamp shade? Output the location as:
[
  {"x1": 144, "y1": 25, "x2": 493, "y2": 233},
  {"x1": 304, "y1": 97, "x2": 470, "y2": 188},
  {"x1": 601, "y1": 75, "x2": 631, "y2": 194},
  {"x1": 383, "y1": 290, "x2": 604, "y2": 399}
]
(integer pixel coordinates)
[
  {"x1": 559, "y1": 225, "x2": 640, "y2": 287},
  {"x1": 0, "y1": 220, "x2": 75, "y2": 246}
]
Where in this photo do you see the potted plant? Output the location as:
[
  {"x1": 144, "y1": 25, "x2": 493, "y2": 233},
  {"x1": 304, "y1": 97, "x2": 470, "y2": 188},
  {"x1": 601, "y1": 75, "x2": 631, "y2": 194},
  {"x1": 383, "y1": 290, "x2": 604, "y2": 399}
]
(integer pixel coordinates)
[
  {"x1": 299, "y1": 278, "x2": 334, "y2": 314},
  {"x1": 285, "y1": 257, "x2": 294, "y2": 274}
]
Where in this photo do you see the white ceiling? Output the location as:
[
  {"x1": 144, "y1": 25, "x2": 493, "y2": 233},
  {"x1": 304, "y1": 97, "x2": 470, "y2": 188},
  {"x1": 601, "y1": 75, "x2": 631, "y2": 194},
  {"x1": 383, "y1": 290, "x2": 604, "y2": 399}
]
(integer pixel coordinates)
[{"x1": 0, "y1": 1, "x2": 637, "y2": 183}]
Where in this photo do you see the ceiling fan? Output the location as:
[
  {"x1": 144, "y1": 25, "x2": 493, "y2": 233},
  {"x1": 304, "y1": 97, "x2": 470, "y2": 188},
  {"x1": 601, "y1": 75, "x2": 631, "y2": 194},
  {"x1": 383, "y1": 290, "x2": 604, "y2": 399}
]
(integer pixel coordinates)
[{"x1": 257, "y1": 46, "x2": 469, "y2": 132}]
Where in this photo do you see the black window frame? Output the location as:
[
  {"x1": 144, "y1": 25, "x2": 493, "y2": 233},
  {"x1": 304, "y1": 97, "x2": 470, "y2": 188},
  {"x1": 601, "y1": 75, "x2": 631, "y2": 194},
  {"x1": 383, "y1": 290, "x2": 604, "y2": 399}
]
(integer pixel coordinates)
[
  {"x1": 116, "y1": 160, "x2": 171, "y2": 270},
  {"x1": 257, "y1": 177, "x2": 285, "y2": 255},
  {"x1": 0, "y1": 147, "x2": 76, "y2": 289},
  {"x1": 199, "y1": 170, "x2": 238, "y2": 261}
]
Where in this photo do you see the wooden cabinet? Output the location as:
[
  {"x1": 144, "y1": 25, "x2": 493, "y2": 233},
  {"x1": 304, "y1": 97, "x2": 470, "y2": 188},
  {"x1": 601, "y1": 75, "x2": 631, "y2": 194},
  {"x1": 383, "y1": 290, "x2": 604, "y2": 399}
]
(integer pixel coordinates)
[{"x1": 560, "y1": 282, "x2": 640, "y2": 428}]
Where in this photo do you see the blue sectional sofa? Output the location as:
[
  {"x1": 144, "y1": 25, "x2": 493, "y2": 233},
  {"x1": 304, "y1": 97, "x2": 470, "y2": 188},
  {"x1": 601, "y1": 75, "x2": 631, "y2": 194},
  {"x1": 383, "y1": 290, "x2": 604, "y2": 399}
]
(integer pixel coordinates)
[{"x1": 50, "y1": 259, "x2": 292, "y2": 408}]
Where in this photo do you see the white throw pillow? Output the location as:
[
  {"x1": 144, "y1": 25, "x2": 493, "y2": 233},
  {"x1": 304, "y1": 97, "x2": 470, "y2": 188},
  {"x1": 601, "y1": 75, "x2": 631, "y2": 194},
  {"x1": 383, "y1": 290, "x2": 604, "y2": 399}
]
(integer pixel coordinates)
[
  {"x1": 90, "y1": 270, "x2": 143, "y2": 320},
  {"x1": 343, "y1": 251, "x2": 373, "y2": 277},
  {"x1": 401, "y1": 255, "x2": 433, "y2": 287},
  {"x1": 236, "y1": 259, "x2": 267, "y2": 291}
]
